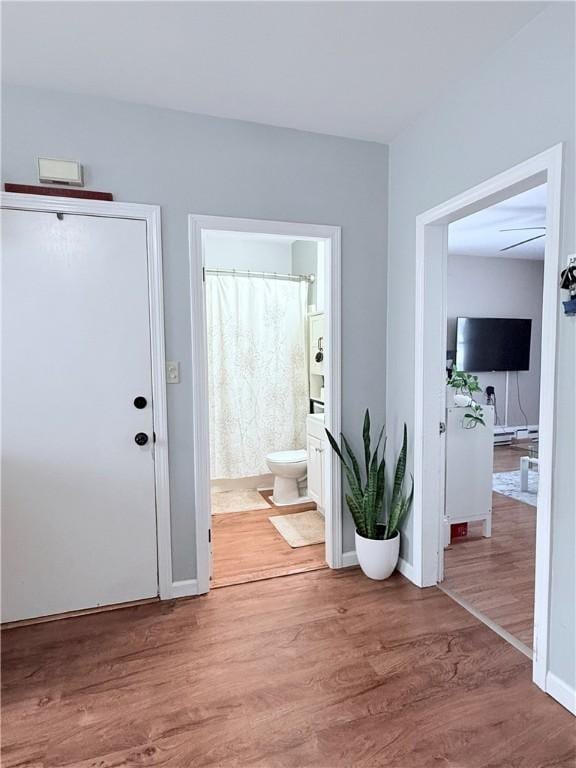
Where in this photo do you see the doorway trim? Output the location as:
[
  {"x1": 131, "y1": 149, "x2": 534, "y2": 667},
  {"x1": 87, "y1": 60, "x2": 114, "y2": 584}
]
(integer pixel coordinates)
[
  {"x1": 0, "y1": 192, "x2": 173, "y2": 600},
  {"x1": 411, "y1": 144, "x2": 563, "y2": 691},
  {"x1": 188, "y1": 214, "x2": 342, "y2": 595}
]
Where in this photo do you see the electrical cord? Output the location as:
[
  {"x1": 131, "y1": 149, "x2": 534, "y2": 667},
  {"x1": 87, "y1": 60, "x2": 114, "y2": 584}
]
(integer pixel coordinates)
[
  {"x1": 516, "y1": 370, "x2": 529, "y2": 428},
  {"x1": 493, "y1": 393, "x2": 500, "y2": 426}
]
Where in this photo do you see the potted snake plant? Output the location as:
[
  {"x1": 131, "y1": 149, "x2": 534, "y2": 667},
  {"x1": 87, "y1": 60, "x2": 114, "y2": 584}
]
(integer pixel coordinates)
[{"x1": 326, "y1": 411, "x2": 413, "y2": 580}]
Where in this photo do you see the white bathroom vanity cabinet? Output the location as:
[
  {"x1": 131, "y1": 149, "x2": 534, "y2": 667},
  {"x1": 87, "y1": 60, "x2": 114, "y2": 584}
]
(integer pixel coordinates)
[{"x1": 306, "y1": 413, "x2": 325, "y2": 512}]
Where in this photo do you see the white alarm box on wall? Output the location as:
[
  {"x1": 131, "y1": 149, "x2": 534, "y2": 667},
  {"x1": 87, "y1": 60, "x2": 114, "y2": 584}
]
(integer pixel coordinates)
[{"x1": 445, "y1": 405, "x2": 494, "y2": 538}]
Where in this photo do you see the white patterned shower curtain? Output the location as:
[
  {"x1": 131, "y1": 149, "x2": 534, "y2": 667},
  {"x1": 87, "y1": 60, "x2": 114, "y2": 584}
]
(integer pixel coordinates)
[{"x1": 206, "y1": 274, "x2": 309, "y2": 479}]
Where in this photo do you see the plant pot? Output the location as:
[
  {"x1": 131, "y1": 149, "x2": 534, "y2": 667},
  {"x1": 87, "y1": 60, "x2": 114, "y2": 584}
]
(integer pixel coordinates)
[
  {"x1": 453, "y1": 393, "x2": 472, "y2": 407},
  {"x1": 355, "y1": 530, "x2": 400, "y2": 580}
]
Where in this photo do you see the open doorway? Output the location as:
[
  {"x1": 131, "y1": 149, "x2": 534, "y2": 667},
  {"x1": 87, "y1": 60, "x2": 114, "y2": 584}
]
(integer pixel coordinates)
[
  {"x1": 412, "y1": 145, "x2": 562, "y2": 694},
  {"x1": 189, "y1": 216, "x2": 342, "y2": 594},
  {"x1": 441, "y1": 184, "x2": 546, "y2": 656},
  {"x1": 205, "y1": 231, "x2": 326, "y2": 586}
]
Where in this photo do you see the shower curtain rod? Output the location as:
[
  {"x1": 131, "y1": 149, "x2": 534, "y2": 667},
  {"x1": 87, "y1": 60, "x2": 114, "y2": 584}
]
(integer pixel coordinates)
[{"x1": 204, "y1": 267, "x2": 314, "y2": 283}]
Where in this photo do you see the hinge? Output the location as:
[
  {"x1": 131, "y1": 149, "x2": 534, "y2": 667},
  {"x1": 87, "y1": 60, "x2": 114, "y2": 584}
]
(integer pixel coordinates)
[
  {"x1": 202, "y1": 266, "x2": 206, "y2": 282},
  {"x1": 208, "y1": 529, "x2": 211, "y2": 543},
  {"x1": 439, "y1": 421, "x2": 446, "y2": 435}
]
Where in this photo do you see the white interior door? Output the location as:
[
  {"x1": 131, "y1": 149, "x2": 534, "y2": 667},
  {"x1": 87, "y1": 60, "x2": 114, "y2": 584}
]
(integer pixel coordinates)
[{"x1": 1, "y1": 208, "x2": 159, "y2": 622}]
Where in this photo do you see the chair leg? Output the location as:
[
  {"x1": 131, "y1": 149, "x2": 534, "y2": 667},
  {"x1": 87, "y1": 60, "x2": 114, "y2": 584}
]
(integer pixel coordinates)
[{"x1": 520, "y1": 456, "x2": 529, "y2": 492}]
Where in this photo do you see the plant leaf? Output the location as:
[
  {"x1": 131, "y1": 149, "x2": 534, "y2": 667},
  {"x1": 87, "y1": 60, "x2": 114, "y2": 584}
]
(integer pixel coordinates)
[
  {"x1": 389, "y1": 424, "x2": 407, "y2": 514},
  {"x1": 365, "y1": 449, "x2": 380, "y2": 537},
  {"x1": 346, "y1": 493, "x2": 366, "y2": 536},
  {"x1": 374, "y1": 423, "x2": 385, "y2": 455},
  {"x1": 396, "y1": 476, "x2": 414, "y2": 531},
  {"x1": 362, "y1": 409, "x2": 371, "y2": 481},
  {"x1": 376, "y1": 447, "x2": 386, "y2": 515},
  {"x1": 326, "y1": 427, "x2": 365, "y2": 517},
  {"x1": 341, "y1": 433, "x2": 362, "y2": 487},
  {"x1": 386, "y1": 425, "x2": 409, "y2": 538},
  {"x1": 325, "y1": 427, "x2": 346, "y2": 465}
]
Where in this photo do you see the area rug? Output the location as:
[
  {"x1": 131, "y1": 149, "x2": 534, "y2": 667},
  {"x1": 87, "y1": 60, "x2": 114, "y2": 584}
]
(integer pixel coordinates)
[
  {"x1": 268, "y1": 509, "x2": 325, "y2": 548},
  {"x1": 211, "y1": 489, "x2": 271, "y2": 515},
  {"x1": 493, "y1": 470, "x2": 538, "y2": 507}
]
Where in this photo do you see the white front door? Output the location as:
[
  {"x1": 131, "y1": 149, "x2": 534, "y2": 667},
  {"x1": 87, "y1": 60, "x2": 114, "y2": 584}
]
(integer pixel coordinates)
[{"x1": 1, "y1": 208, "x2": 159, "y2": 622}]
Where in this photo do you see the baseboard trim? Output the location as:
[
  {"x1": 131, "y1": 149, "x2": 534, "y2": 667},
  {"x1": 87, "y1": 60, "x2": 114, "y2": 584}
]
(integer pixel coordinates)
[
  {"x1": 341, "y1": 550, "x2": 358, "y2": 568},
  {"x1": 171, "y1": 579, "x2": 200, "y2": 599},
  {"x1": 546, "y1": 671, "x2": 576, "y2": 715},
  {"x1": 397, "y1": 556, "x2": 416, "y2": 583},
  {"x1": 341, "y1": 550, "x2": 416, "y2": 584}
]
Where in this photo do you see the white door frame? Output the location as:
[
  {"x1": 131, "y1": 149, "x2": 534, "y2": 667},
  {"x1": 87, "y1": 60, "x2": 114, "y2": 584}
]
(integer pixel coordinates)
[
  {"x1": 188, "y1": 214, "x2": 342, "y2": 594},
  {"x1": 0, "y1": 192, "x2": 173, "y2": 600},
  {"x1": 412, "y1": 144, "x2": 563, "y2": 691}
]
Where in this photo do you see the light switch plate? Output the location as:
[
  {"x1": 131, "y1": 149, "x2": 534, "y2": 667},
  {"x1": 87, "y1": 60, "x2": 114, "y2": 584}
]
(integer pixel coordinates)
[{"x1": 166, "y1": 361, "x2": 180, "y2": 384}]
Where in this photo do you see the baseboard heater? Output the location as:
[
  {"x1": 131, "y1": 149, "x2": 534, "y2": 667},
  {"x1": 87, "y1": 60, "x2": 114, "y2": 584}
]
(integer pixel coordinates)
[
  {"x1": 494, "y1": 430, "x2": 515, "y2": 446},
  {"x1": 493, "y1": 425, "x2": 539, "y2": 446}
]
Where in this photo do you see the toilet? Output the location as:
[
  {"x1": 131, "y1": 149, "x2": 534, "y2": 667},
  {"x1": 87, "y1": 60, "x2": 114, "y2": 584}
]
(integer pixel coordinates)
[{"x1": 266, "y1": 449, "x2": 308, "y2": 506}]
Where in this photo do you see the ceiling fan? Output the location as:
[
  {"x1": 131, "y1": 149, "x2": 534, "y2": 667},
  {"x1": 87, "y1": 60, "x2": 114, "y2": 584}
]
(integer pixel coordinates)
[{"x1": 499, "y1": 226, "x2": 546, "y2": 252}]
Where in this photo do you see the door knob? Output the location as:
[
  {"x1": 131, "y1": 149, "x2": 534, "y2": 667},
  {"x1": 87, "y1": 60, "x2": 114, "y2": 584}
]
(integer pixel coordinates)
[{"x1": 134, "y1": 432, "x2": 149, "y2": 446}]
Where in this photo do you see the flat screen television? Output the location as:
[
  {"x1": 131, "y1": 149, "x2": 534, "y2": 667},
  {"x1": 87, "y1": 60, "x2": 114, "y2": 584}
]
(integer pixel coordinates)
[{"x1": 456, "y1": 317, "x2": 532, "y2": 372}]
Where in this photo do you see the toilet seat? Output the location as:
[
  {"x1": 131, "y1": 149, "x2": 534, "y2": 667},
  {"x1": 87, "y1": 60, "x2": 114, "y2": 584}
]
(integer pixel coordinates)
[{"x1": 266, "y1": 448, "x2": 307, "y2": 464}]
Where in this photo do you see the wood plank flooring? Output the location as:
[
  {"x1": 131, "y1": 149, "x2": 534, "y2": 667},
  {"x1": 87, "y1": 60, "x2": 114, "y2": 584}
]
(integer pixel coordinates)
[
  {"x1": 493, "y1": 440, "x2": 538, "y2": 473},
  {"x1": 2, "y1": 568, "x2": 574, "y2": 768},
  {"x1": 443, "y1": 444, "x2": 536, "y2": 648},
  {"x1": 212, "y1": 491, "x2": 326, "y2": 588}
]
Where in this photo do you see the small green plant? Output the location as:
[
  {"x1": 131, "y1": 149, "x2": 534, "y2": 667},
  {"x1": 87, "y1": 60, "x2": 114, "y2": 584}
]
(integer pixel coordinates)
[
  {"x1": 325, "y1": 410, "x2": 413, "y2": 540},
  {"x1": 447, "y1": 366, "x2": 485, "y2": 428},
  {"x1": 448, "y1": 367, "x2": 482, "y2": 397},
  {"x1": 463, "y1": 400, "x2": 485, "y2": 428}
]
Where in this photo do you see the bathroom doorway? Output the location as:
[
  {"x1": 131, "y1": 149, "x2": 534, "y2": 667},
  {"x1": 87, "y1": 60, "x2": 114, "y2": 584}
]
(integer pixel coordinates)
[{"x1": 189, "y1": 216, "x2": 342, "y2": 593}]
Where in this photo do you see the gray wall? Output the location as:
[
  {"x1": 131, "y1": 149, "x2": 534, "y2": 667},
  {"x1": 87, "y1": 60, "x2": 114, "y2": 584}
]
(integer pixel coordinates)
[
  {"x1": 2, "y1": 84, "x2": 388, "y2": 578},
  {"x1": 447, "y1": 254, "x2": 544, "y2": 427},
  {"x1": 387, "y1": 4, "x2": 575, "y2": 689},
  {"x1": 204, "y1": 237, "x2": 292, "y2": 272}
]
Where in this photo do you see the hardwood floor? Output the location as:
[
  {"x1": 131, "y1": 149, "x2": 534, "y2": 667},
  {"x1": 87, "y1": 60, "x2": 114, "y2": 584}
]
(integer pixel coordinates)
[
  {"x1": 493, "y1": 440, "x2": 538, "y2": 472},
  {"x1": 212, "y1": 491, "x2": 326, "y2": 588},
  {"x1": 2, "y1": 568, "x2": 574, "y2": 768},
  {"x1": 443, "y1": 444, "x2": 536, "y2": 648}
]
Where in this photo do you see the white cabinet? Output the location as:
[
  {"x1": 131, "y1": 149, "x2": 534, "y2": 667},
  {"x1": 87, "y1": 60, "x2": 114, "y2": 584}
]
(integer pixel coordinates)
[
  {"x1": 445, "y1": 405, "x2": 494, "y2": 537},
  {"x1": 307, "y1": 435, "x2": 324, "y2": 508},
  {"x1": 306, "y1": 414, "x2": 325, "y2": 510},
  {"x1": 309, "y1": 312, "x2": 325, "y2": 376}
]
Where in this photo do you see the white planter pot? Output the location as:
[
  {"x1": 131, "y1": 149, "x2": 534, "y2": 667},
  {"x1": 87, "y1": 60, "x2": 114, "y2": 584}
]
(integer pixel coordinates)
[
  {"x1": 453, "y1": 393, "x2": 472, "y2": 407},
  {"x1": 355, "y1": 530, "x2": 400, "y2": 580}
]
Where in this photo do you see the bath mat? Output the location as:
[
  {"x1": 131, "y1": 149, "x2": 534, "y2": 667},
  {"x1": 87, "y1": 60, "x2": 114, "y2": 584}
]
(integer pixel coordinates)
[
  {"x1": 211, "y1": 489, "x2": 271, "y2": 515},
  {"x1": 268, "y1": 509, "x2": 325, "y2": 548},
  {"x1": 493, "y1": 470, "x2": 538, "y2": 507}
]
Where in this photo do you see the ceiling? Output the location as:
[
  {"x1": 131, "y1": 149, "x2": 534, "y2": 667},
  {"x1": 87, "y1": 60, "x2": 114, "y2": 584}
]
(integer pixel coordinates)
[
  {"x1": 448, "y1": 185, "x2": 547, "y2": 261},
  {"x1": 1, "y1": 1, "x2": 546, "y2": 143}
]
